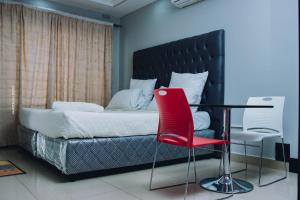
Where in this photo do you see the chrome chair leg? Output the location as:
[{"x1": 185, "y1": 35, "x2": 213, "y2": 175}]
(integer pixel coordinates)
[
  {"x1": 192, "y1": 148, "x2": 197, "y2": 182},
  {"x1": 149, "y1": 145, "x2": 196, "y2": 191},
  {"x1": 184, "y1": 149, "x2": 191, "y2": 200},
  {"x1": 227, "y1": 144, "x2": 234, "y2": 198},
  {"x1": 149, "y1": 141, "x2": 159, "y2": 190},
  {"x1": 244, "y1": 141, "x2": 248, "y2": 173},
  {"x1": 282, "y1": 138, "x2": 288, "y2": 178},
  {"x1": 259, "y1": 138, "x2": 288, "y2": 187},
  {"x1": 231, "y1": 141, "x2": 248, "y2": 174},
  {"x1": 258, "y1": 140, "x2": 264, "y2": 185}
]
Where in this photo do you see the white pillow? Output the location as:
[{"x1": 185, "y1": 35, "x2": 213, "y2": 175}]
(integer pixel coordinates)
[
  {"x1": 106, "y1": 89, "x2": 143, "y2": 110},
  {"x1": 169, "y1": 71, "x2": 208, "y2": 111},
  {"x1": 130, "y1": 78, "x2": 157, "y2": 108},
  {"x1": 52, "y1": 101, "x2": 104, "y2": 112},
  {"x1": 146, "y1": 86, "x2": 166, "y2": 111},
  {"x1": 147, "y1": 98, "x2": 158, "y2": 111}
]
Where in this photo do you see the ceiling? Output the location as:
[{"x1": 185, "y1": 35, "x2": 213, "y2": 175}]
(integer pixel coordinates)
[{"x1": 48, "y1": 0, "x2": 157, "y2": 18}]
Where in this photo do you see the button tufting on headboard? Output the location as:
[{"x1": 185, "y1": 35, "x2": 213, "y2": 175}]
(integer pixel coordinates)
[{"x1": 132, "y1": 30, "x2": 225, "y2": 139}]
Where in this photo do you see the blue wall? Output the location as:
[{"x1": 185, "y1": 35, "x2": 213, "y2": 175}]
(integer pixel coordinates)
[{"x1": 120, "y1": 0, "x2": 299, "y2": 158}]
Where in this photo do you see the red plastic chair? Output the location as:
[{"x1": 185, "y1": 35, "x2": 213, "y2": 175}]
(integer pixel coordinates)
[{"x1": 149, "y1": 88, "x2": 232, "y2": 200}]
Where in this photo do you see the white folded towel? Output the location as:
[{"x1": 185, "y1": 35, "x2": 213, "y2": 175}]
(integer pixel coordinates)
[{"x1": 52, "y1": 101, "x2": 104, "y2": 112}]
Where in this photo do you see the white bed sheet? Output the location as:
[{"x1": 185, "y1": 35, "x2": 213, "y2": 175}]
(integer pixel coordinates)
[{"x1": 19, "y1": 108, "x2": 210, "y2": 139}]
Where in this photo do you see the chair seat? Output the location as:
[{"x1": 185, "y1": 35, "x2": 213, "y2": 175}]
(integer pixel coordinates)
[
  {"x1": 231, "y1": 130, "x2": 281, "y2": 142},
  {"x1": 159, "y1": 135, "x2": 229, "y2": 148},
  {"x1": 193, "y1": 136, "x2": 229, "y2": 147}
]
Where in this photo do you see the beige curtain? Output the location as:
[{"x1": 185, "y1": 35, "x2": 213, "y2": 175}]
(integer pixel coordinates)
[
  {"x1": 0, "y1": 4, "x2": 112, "y2": 146},
  {"x1": 20, "y1": 7, "x2": 53, "y2": 108},
  {"x1": 0, "y1": 4, "x2": 21, "y2": 146},
  {"x1": 54, "y1": 16, "x2": 112, "y2": 105}
]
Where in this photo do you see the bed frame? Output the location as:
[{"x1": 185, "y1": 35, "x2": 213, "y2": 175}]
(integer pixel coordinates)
[{"x1": 18, "y1": 29, "x2": 225, "y2": 176}]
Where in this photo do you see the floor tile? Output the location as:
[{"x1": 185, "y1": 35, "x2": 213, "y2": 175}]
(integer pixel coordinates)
[
  {"x1": 85, "y1": 190, "x2": 140, "y2": 200},
  {"x1": 0, "y1": 176, "x2": 36, "y2": 200},
  {"x1": 0, "y1": 148, "x2": 297, "y2": 200},
  {"x1": 17, "y1": 173, "x2": 119, "y2": 200}
]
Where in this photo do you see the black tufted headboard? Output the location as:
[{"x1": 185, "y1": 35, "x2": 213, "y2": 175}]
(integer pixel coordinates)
[{"x1": 133, "y1": 30, "x2": 225, "y2": 139}]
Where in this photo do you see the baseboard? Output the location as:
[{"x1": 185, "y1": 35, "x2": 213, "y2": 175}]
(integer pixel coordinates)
[
  {"x1": 230, "y1": 153, "x2": 291, "y2": 171},
  {"x1": 0, "y1": 145, "x2": 19, "y2": 150},
  {"x1": 275, "y1": 142, "x2": 290, "y2": 161},
  {"x1": 231, "y1": 154, "x2": 299, "y2": 174},
  {"x1": 289, "y1": 158, "x2": 299, "y2": 173}
]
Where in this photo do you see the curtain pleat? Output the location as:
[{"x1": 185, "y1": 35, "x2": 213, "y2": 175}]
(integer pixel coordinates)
[
  {"x1": 0, "y1": 4, "x2": 20, "y2": 146},
  {"x1": 0, "y1": 3, "x2": 113, "y2": 146},
  {"x1": 20, "y1": 7, "x2": 52, "y2": 108},
  {"x1": 55, "y1": 16, "x2": 112, "y2": 105}
]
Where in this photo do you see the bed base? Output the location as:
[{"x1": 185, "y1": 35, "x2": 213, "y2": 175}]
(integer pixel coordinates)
[{"x1": 18, "y1": 125, "x2": 216, "y2": 176}]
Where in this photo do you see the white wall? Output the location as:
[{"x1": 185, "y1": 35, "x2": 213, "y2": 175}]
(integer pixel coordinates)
[{"x1": 120, "y1": 0, "x2": 299, "y2": 159}]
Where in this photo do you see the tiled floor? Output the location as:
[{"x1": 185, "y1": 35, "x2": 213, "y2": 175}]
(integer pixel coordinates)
[{"x1": 0, "y1": 148, "x2": 297, "y2": 200}]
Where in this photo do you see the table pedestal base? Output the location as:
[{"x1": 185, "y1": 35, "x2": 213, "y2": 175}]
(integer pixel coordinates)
[{"x1": 199, "y1": 175, "x2": 254, "y2": 194}]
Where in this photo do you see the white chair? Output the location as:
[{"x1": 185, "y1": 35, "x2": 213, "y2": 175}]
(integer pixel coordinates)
[{"x1": 230, "y1": 96, "x2": 288, "y2": 187}]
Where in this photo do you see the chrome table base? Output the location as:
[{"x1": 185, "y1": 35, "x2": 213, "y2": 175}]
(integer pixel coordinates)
[
  {"x1": 200, "y1": 175, "x2": 254, "y2": 194},
  {"x1": 199, "y1": 108, "x2": 254, "y2": 194}
]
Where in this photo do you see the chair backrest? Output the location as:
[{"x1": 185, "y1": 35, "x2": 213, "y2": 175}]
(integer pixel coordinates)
[
  {"x1": 243, "y1": 96, "x2": 285, "y2": 137},
  {"x1": 154, "y1": 88, "x2": 194, "y2": 148}
]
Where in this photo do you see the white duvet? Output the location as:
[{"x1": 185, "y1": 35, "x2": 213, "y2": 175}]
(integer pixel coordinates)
[{"x1": 19, "y1": 108, "x2": 210, "y2": 139}]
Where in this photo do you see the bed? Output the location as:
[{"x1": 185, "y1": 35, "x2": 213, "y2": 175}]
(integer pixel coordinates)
[{"x1": 17, "y1": 29, "x2": 225, "y2": 176}]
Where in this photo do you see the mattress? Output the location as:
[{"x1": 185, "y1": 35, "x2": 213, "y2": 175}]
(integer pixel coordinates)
[{"x1": 19, "y1": 108, "x2": 210, "y2": 139}]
